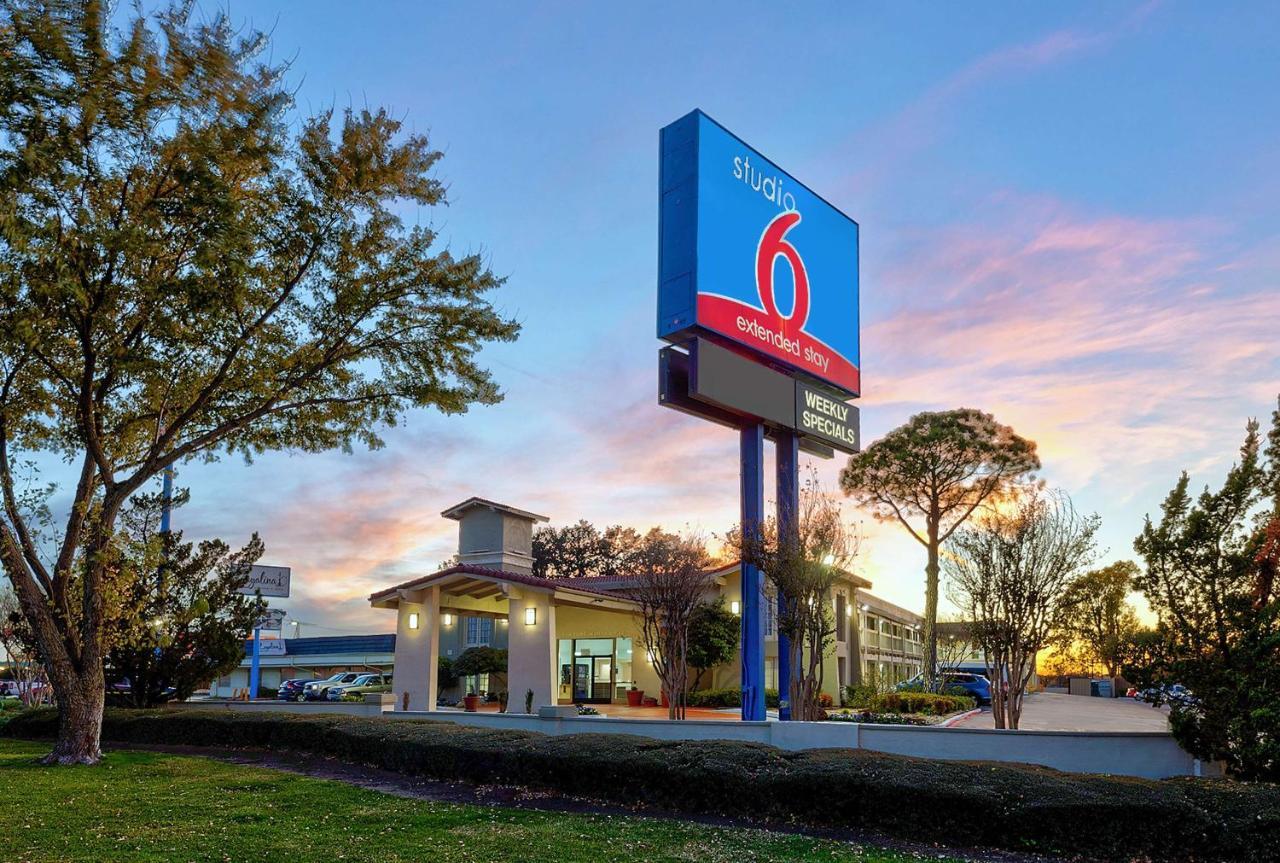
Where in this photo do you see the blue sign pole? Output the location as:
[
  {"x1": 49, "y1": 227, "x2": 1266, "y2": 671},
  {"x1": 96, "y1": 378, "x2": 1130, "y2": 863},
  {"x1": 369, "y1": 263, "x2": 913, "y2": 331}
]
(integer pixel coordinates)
[
  {"x1": 775, "y1": 430, "x2": 800, "y2": 721},
  {"x1": 739, "y1": 423, "x2": 766, "y2": 722},
  {"x1": 248, "y1": 628, "x2": 262, "y2": 700},
  {"x1": 159, "y1": 465, "x2": 174, "y2": 535}
]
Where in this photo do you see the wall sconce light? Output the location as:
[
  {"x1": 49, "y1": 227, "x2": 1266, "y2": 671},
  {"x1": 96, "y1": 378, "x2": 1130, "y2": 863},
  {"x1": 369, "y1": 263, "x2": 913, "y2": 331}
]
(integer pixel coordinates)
[
  {"x1": 845, "y1": 605, "x2": 853, "y2": 618},
  {"x1": 730, "y1": 600, "x2": 741, "y2": 615},
  {"x1": 408, "y1": 612, "x2": 419, "y2": 630},
  {"x1": 524, "y1": 606, "x2": 537, "y2": 626},
  {"x1": 442, "y1": 613, "x2": 453, "y2": 626},
  {"x1": 822, "y1": 553, "x2": 836, "y2": 565},
  {"x1": 646, "y1": 651, "x2": 655, "y2": 664}
]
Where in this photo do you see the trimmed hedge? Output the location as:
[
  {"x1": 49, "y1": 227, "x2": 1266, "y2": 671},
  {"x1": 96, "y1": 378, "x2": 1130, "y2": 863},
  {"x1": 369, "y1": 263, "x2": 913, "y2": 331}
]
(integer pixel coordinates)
[
  {"x1": 684, "y1": 688, "x2": 780, "y2": 709},
  {"x1": 869, "y1": 691, "x2": 976, "y2": 716},
  {"x1": 5, "y1": 708, "x2": 1278, "y2": 861}
]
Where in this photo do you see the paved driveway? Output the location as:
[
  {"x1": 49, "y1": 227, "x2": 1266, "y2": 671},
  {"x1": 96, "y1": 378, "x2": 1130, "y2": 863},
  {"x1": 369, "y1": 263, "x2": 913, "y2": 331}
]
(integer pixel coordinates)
[{"x1": 953, "y1": 691, "x2": 1171, "y2": 732}]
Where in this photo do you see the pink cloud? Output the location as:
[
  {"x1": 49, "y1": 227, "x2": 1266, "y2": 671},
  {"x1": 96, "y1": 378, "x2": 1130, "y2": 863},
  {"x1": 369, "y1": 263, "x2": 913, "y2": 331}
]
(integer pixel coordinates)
[{"x1": 860, "y1": 192, "x2": 1278, "y2": 498}]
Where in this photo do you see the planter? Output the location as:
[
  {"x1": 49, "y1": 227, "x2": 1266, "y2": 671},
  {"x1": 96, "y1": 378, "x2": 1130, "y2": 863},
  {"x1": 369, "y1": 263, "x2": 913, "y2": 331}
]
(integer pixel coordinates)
[
  {"x1": 626, "y1": 689, "x2": 644, "y2": 707},
  {"x1": 463, "y1": 694, "x2": 480, "y2": 712}
]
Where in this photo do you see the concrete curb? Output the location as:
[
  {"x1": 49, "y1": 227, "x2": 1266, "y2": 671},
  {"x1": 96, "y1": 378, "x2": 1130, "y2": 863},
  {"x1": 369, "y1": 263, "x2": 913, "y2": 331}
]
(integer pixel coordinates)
[{"x1": 939, "y1": 707, "x2": 982, "y2": 728}]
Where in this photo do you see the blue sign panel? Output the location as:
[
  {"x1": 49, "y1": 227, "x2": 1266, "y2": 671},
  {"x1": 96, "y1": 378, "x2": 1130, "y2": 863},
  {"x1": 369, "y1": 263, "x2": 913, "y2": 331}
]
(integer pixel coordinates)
[{"x1": 659, "y1": 110, "x2": 860, "y2": 396}]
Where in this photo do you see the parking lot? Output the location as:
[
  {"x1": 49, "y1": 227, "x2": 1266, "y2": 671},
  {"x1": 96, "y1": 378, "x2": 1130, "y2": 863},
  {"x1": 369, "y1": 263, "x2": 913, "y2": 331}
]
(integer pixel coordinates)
[{"x1": 952, "y1": 691, "x2": 1173, "y2": 732}]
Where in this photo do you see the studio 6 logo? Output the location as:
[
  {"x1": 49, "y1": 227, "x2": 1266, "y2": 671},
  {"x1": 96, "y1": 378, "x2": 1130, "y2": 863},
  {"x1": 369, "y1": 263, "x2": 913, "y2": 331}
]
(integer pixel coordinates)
[{"x1": 755, "y1": 212, "x2": 809, "y2": 332}]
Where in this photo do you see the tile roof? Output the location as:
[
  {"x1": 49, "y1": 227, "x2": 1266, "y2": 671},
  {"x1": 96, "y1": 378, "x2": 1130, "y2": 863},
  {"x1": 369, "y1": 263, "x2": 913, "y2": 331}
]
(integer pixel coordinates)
[{"x1": 367, "y1": 563, "x2": 626, "y2": 602}]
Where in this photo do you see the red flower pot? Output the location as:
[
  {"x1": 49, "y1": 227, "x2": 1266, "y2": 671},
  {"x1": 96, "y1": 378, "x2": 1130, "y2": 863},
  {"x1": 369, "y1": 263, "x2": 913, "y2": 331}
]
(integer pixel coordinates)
[
  {"x1": 626, "y1": 689, "x2": 644, "y2": 707},
  {"x1": 463, "y1": 694, "x2": 480, "y2": 712}
]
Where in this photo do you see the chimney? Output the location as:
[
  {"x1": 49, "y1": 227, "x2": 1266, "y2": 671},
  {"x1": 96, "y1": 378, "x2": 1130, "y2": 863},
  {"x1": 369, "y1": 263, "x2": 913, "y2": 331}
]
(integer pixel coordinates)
[{"x1": 440, "y1": 497, "x2": 549, "y2": 575}]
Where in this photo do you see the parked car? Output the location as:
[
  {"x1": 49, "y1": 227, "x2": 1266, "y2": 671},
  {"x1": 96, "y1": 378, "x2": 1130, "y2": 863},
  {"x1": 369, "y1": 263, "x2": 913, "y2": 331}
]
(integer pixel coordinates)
[
  {"x1": 327, "y1": 673, "x2": 392, "y2": 701},
  {"x1": 303, "y1": 672, "x2": 363, "y2": 701},
  {"x1": 897, "y1": 672, "x2": 992, "y2": 706},
  {"x1": 276, "y1": 679, "x2": 309, "y2": 702},
  {"x1": 1137, "y1": 683, "x2": 1196, "y2": 707}
]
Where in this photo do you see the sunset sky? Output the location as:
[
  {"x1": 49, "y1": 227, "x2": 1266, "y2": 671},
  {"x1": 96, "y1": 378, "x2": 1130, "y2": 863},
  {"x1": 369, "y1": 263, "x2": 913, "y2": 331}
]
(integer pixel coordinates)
[{"x1": 152, "y1": 2, "x2": 1279, "y2": 636}]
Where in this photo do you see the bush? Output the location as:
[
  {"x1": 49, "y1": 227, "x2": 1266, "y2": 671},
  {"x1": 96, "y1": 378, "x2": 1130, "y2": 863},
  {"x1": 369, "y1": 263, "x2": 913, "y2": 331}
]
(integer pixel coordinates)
[
  {"x1": 4, "y1": 708, "x2": 1278, "y2": 862},
  {"x1": 685, "y1": 688, "x2": 780, "y2": 709},
  {"x1": 453, "y1": 647, "x2": 507, "y2": 678},
  {"x1": 842, "y1": 684, "x2": 877, "y2": 708},
  {"x1": 869, "y1": 691, "x2": 975, "y2": 716},
  {"x1": 828, "y1": 710, "x2": 931, "y2": 726}
]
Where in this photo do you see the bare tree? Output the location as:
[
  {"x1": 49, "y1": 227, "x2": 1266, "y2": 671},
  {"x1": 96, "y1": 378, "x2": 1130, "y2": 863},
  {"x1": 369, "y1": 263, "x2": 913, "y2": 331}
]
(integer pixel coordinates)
[
  {"x1": 945, "y1": 489, "x2": 1099, "y2": 729},
  {"x1": 627, "y1": 534, "x2": 711, "y2": 720},
  {"x1": 741, "y1": 473, "x2": 860, "y2": 721},
  {"x1": 1, "y1": 587, "x2": 47, "y2": 705},
  {"x1": 935, "y1": 619, "x2": 971, "y2": 680}
]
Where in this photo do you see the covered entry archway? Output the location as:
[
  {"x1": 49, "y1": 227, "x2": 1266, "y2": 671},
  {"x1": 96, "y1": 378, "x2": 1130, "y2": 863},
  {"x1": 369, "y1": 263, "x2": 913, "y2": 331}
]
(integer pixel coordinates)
[{"x1": 370, "y1": 564, "x2": 644, "y2": 712}]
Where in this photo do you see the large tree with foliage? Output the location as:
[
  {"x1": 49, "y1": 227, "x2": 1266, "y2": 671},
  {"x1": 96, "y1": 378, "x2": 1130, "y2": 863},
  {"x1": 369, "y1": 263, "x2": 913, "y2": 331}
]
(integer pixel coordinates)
[
  {"x1": 104, "y1": 490, "x2": 266, "y2": 708},
  {"x1": 0, "y1": 2, "x2": 518, "y2": 763},
  {"x1": 686, "y1": 598, "x2": 739, "y2": 691},
  {"x1": 532, "y1": 521, "x2": 659, "y2": 578},
  {"x1": 1054, "y1": 561, "x2": 1141, "y2": 678},
  {"x1": 1130, "y1": 403, "x2": 1280, "y2": 780},
  {"x1": 840, "y1": 409, "x2": 1039, "y2": 686},
  {"x1": 945, "y1": 489, "x2": 1099, "y2": 729}
]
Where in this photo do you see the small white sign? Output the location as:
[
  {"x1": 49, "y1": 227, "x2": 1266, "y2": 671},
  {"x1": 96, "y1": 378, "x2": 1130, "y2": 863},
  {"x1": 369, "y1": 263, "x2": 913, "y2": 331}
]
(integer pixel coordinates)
[
  {"x1": 255, "y1": 609, "x2": 286, "y2": 632},
  {"x1": 239, "y1": 565, "x2": 291, "y2": 598},
  {"x1": 256, "y1": 638, "x2": 287, "y2": 656}
]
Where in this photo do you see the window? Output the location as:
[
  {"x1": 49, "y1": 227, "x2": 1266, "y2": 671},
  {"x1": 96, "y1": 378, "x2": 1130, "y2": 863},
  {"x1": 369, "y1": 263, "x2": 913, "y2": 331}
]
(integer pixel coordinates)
[
  {"x1": 465, "y1": 617, "x2": 493, "y2": 647},
  {"x1": 835, "y1": 594, "x2": 847, "y2": 642},
  {"x1": 764, "y1": 592, "x2": 777, "y2": 637}
]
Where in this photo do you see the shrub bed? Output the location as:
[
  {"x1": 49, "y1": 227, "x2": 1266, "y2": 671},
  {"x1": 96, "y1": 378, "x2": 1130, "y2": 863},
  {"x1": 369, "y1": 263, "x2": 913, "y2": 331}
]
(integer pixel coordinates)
[
  {"x1": 684, "y1": 688, "x2": 780, "y2": 709},
  {"x1": 827, "y1": 710, "x2": 932, "y2": 726},
  {"x1": 5, "y1": 708, "x2": 1278, "y2": 861},
  {"x1": 868, "y1": 691, "x2": 975, "y2": 716}
]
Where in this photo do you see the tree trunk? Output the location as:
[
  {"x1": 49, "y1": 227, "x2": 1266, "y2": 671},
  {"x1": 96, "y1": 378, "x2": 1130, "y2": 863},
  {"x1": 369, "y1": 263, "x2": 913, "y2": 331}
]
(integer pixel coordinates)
[
  {"x1": 43, "y1": 663, "x2": 105, "y2": 765},
  {"x1": 923, "y1": 519, "x2": 940, "y2": 689},
  {"x1": 788, "y1": 635, "x2": 806, "y2": 720}
]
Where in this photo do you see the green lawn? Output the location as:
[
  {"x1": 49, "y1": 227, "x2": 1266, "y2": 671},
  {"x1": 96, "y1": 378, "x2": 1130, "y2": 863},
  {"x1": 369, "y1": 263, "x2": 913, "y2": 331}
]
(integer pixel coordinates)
[{"x1": 0, "y1": 740, "x2": 948, "y2": 863}]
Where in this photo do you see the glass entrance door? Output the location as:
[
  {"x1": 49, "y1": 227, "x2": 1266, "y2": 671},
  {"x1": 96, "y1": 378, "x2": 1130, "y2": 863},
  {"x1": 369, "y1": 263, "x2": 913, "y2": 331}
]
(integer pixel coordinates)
[
  {"x1": 572, "y1": 660, "x2": 591, "y2": 701},
  {"x1": 571, "y1": 656, "x2": 613, "y2": 703},
  {"x1": 590, "y1": 656, "x2": 612, "y2": 702}
]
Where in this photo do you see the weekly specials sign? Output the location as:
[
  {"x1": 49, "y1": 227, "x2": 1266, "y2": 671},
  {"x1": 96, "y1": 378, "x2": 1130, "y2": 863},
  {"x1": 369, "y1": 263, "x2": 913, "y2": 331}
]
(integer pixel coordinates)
[{"x1": 658, "y1": 110, "x2": 860, "y2": 396}]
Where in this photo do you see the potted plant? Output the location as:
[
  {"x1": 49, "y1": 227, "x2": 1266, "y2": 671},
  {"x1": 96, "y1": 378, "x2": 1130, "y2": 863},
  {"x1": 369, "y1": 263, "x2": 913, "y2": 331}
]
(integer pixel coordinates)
[
  {"x1": 497, "y1": 690, "x2": 509, "y2": 713},
  {"x1": 626, "y1": 685, "x2": 644, "y2": 707},
  {"x1": 452, "y1": 646, "x2": 508, "y2": 713}
]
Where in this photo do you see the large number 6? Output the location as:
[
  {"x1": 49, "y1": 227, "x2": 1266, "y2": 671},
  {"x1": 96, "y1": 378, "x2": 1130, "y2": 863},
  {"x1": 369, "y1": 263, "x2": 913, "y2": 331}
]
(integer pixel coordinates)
[{"x1": 755, "y1": 211, "x2": 809, "y2": 327}]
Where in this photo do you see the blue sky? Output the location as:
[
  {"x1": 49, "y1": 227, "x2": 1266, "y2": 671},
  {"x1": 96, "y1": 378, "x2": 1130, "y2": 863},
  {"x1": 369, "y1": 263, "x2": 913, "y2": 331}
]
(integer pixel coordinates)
[{"x1": 148, "y1": 1, "x2": 1280, "y2": 634}]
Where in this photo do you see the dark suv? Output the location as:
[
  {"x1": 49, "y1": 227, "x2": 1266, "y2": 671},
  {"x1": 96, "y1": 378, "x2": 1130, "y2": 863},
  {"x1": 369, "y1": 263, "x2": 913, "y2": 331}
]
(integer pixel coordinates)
[{"x1": 897, "y1": 672, "x2": 992, "y2": 705}]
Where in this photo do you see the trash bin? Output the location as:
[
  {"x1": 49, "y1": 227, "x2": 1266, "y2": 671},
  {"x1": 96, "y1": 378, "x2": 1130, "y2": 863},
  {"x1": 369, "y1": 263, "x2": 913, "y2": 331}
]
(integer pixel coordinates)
[{"x1": 1089, "y1": 680, "x2": 1100, "y2": 697}]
